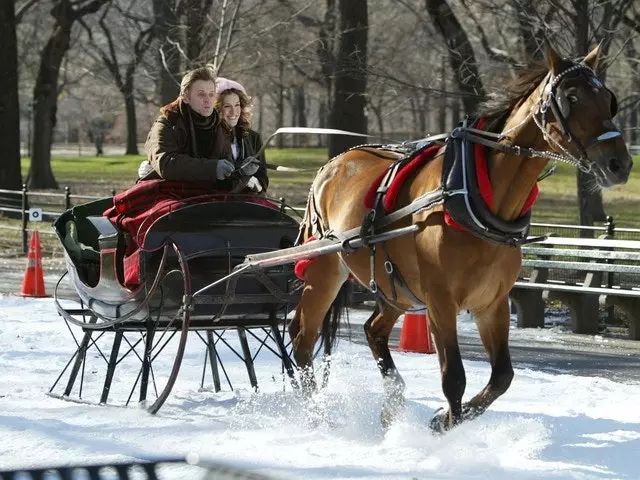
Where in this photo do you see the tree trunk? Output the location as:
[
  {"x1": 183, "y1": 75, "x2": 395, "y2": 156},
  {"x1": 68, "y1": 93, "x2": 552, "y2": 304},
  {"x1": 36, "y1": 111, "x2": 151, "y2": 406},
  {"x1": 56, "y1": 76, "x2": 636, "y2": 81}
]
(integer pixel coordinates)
[
  {"x1": 29, "y1": 0, "x2": 109, "y2": 189},
  {"x1": 424, "y1": 0, "x2": 484, "y2": 113},
  {"x1": 0, "y1": 0, "x2": 23, "y2": 189},
  {"x1": 438, "y1": 57, "x2": 446, "y2": 133},
  {"x1": 574, "y1": 0, "x2": 605, "y2": 233},
  {"x1": 123, "y1": 83, "x2": 139, "y2": 155},
  {"x1": 276, "y1": 43, "x2": 285, "y2": 148},
  {"x1": 153, "y1": 0, "x2": 180, "y2": 104},
  {"x1": 515, "y1": 0, "x2": 543, "y2": 61},
  {"x1": 30, "y1": 8, "x2": 73, "y2": 189},
  {"x1": 328, "y1": 0, "x2": 368, "y2": 158}
]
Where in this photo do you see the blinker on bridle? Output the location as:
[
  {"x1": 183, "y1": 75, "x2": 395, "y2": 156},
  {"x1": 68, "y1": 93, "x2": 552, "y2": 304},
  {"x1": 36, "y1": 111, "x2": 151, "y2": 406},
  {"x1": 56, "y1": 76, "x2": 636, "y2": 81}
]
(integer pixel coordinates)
[{"x1": 535, "y1": 63, "x2": 621, "y2": 173}]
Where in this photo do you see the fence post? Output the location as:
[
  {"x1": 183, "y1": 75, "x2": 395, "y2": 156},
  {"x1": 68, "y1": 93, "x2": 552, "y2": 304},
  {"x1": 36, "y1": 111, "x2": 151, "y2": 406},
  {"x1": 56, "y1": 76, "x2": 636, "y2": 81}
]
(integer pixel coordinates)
[
  {"x1": 605, "y1": 215, "x2": 616, "y2": 325},
  {"x1": 64, "y1": 186, "x2": 71, "y2": 210},
  {"x1": 606, "y1": 215, "x2": 615, "y2": 237},
  {"x1": 21, "y1": 184, "x2": 28, "y2": 254}
]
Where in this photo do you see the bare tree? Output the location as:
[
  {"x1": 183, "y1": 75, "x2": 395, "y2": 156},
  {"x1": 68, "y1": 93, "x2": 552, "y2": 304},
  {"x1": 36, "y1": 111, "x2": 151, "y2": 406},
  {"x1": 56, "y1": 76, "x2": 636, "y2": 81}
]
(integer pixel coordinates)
[
  {"x1": 152, "y1": 0, "x2": 180, "y2": 104},
  {"x1": 0, "y1": 0, "x2": 23, "y2": 189},
  {"x1": 29, "y1": 0, "x2": 111, "y2": 189},
  {"x1": 88, "y1": 2, "x2": 154, "y2": 154},
  {"x1": 424, "y1": 0, "x2": 484, "y2": 112},
  {"x1": 328, "y1": 0, "x2": 368, "y2": 157}
]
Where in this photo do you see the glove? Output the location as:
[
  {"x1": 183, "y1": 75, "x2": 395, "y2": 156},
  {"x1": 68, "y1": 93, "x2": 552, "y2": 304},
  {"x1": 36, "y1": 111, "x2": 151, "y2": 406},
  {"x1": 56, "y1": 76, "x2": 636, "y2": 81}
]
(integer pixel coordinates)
[
  {"x1": 246, "y1": 176, "x2": 263, "y2": 193},
  {"x1": 138, "y1": 160, "x2": 154, "y2": 178},
  {"x1": 239, "y1": 156, "x2": 260, "y2": 176},
  {"x1": 216, "y1": 159, "x2": 235, "y2": 180}
]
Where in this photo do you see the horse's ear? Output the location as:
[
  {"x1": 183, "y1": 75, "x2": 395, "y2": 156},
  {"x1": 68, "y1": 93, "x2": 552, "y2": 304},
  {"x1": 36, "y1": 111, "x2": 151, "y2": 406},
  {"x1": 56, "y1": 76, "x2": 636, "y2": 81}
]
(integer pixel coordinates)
[
  {"x1": 544, "y1": 39, "x2": 563, "y2": 75},
  {"x1": 583, "y1": 42, "x2": 602, "y2": 71}
]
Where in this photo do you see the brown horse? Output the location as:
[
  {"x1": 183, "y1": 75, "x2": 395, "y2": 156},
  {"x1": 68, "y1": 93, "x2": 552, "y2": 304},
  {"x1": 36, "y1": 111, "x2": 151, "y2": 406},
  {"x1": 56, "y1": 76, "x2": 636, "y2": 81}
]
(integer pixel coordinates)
[{"x1": 288, "y1": 42, "x2": 632, "y2": 432}]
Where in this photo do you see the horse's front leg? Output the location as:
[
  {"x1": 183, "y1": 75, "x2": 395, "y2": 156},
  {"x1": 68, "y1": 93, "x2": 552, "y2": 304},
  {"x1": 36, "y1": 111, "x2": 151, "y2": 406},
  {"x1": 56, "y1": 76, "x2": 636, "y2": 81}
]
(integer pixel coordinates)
[
  {"x1": 363, "y1": 304, "x2": 403, "y2": 427},
  {"x1": 460, "y1": 296, "x2": 514, "y2": 421},
  {"x1": 289, "y1": 253, "x2": 347, "y2": 395},
  {"x1": 426, "y1": 292, "x2": 466, "y2": 433}
]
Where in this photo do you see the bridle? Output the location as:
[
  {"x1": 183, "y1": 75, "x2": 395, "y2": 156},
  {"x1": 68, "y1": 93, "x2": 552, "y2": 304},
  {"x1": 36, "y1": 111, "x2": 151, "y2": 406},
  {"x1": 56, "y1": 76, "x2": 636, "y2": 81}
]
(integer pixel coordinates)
[
  {"x1": 451, "y1": 61, "x2": 622, "y2": 178},
  {"x1": 530, "y1": 62, "x2": 621, "y2": 174}
]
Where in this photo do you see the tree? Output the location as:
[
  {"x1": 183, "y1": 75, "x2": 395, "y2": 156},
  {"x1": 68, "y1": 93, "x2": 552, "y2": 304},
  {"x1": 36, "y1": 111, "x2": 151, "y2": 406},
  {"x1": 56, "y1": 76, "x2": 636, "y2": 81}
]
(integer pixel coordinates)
[
  {"x1": 89, "y1": 2, "x2": 154, "y2": 155},
  {"x1": 424, "y1": 0, "x2": 484, "y2": 113},
  {"x1": 152, "y1": 0, "x2": 180, "y2": 105},
  {"x1": 0, "y1": 0, "x2": 23, "y2": 190},
  {"x1": 328, "y1": 0, "x2": 368, "y2": 157},
  {"x1": 29, "y1": 0, "x2": 110, "y2": 189}
]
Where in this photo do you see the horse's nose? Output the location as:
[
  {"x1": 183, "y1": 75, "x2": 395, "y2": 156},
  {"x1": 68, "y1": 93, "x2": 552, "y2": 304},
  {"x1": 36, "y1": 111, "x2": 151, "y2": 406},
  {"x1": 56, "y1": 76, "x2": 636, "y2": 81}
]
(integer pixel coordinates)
[{"x1": 608, "y1": 157, "x2": 622, "y2": 174}]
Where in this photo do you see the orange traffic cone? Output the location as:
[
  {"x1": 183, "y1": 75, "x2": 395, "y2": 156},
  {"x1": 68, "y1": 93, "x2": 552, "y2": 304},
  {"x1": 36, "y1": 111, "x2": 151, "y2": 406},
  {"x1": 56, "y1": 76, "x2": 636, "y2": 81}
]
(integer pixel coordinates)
[
  {"x1": 398, "y1": 311, "x2": 435, "y2": 354},
  {"x1": 20, "y1": 230, "x2": 47, "y2": 297}
]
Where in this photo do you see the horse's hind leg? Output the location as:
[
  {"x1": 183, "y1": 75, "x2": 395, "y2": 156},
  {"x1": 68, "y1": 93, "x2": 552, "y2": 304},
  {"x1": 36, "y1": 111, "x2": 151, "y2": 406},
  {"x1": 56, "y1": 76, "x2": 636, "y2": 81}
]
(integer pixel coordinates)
[
  {"x1": 289, "y1": 253, "x2": 347, "y2": 393},
  {"x1": 363, "y1": 304, "x2": 403, "y2": 427},
  {"x1": 461, "y1": 296, "x2": 514, "y2": 420}
]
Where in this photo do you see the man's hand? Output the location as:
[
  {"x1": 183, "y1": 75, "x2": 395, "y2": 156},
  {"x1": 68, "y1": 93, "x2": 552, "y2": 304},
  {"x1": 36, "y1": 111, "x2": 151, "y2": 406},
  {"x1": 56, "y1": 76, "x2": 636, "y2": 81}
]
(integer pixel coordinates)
[
  {"x1": 239, "y1": 156, "x2": 260, "y2": 176},
  {"x1": 216, "y1": 159, "x2": 235, "y2": 180},
  {"x1": 246, "y1": 176, "x2": 263, "y2": 193}
]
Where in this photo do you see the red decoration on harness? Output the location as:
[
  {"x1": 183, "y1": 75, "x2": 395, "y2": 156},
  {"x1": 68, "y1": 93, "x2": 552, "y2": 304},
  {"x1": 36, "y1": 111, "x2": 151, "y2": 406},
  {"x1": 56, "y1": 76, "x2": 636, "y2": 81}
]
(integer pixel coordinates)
[
  {"x1": 363, "y1": 144, "x2": 442, "y2": 212},
  {"x1": 294, "y1": 236, "x2": 316, "y2": 280}
]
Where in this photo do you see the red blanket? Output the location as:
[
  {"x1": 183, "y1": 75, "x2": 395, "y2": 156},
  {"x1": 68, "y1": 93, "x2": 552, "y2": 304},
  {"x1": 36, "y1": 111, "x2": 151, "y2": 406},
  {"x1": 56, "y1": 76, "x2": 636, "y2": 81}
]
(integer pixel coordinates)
[{"x1": 103, "y1": 179, "x2": 277, "y2": 288}]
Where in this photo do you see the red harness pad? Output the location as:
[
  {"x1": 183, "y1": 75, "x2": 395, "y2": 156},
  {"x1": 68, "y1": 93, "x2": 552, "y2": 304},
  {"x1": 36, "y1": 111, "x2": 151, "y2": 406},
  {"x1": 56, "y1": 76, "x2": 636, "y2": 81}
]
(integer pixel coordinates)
[{"x1": 364, "y1": 144, "x2": 442, "y2": 213}]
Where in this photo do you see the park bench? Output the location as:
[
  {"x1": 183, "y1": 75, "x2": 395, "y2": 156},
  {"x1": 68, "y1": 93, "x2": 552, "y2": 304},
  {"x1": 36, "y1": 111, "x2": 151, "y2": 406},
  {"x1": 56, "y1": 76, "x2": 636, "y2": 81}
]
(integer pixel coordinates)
[{"x1": 509, "y1": 236, "x2": 640, "y2": 340}]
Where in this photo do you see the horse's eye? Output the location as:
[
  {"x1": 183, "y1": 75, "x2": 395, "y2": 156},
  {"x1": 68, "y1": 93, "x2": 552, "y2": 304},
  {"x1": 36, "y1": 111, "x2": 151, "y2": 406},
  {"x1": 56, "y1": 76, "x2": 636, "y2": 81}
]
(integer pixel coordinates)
[{"x1": 567, "y1": 94, "x2": 579, "y2": 104}]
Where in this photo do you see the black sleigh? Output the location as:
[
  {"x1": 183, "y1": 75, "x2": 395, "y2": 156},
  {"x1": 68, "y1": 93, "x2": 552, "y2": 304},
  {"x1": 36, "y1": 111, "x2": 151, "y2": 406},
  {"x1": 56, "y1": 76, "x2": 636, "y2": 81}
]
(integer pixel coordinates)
[{"x1": 49, "y1": 195, "x2": 303, "y2": 413}]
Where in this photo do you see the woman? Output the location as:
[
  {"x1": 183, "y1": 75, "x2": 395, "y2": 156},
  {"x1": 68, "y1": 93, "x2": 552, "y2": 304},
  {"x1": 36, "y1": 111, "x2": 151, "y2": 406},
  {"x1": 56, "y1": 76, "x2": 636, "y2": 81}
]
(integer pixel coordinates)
[
  {"x1": 138, "y1": 67, "x2": 260, "y2": 187},
  {"x1": 213, "y1": 77, "x2": 268, "y2": 194}
]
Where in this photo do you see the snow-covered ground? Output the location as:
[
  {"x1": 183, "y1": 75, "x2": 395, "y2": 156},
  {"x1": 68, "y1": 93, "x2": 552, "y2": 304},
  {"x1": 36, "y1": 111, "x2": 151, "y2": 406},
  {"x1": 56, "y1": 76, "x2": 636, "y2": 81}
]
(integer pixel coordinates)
[{"x1": 1, "y1": 295, "x2": 639, "y2": 479}]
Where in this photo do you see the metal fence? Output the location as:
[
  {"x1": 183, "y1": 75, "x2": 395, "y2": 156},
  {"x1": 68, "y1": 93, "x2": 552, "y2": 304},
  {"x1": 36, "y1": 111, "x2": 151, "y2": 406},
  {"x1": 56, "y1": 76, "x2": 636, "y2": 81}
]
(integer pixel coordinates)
[
  {"x1": 2, "y1": 185, "x2": 640, "y2": 255},
  {"x1": 0, "y1": 185, "x2": 114, "y2": 254}
]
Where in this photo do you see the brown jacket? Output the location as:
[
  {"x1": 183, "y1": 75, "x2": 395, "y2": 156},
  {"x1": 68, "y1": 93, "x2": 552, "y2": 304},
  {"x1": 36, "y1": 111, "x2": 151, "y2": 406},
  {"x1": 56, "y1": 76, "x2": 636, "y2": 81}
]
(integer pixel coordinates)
[{"x1": 144, "y1": 100, "x2": 225, "y2": 182}]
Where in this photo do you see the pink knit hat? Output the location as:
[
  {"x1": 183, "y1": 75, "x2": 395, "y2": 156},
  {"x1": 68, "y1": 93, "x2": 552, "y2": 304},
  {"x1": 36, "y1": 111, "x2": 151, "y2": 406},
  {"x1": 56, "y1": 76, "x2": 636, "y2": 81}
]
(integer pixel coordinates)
[{"x1": 216, "y1": 77, "x2": 246, "y2": 94}]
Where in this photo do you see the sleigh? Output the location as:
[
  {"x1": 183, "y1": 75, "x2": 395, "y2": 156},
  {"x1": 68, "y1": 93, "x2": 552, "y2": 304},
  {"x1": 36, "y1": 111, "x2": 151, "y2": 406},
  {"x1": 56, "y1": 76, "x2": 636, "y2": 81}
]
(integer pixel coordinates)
[{"x1": 49, "y1": 194, "x2": 304, "y2": 413}]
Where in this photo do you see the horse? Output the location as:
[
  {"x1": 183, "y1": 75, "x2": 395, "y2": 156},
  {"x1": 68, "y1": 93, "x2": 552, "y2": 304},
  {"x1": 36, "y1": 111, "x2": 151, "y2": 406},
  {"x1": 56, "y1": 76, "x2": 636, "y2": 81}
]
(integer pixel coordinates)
[{"x1": 288, "y1": 42, "x2": 633, "y2": 432}]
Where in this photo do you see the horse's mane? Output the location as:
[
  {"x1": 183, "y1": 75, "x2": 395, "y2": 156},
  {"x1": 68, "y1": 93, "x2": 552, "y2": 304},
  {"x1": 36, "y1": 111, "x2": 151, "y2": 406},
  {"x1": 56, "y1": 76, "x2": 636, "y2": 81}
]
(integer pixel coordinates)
[{"x1": 480, "y1": 62, "x2": 548, "y2": 133}]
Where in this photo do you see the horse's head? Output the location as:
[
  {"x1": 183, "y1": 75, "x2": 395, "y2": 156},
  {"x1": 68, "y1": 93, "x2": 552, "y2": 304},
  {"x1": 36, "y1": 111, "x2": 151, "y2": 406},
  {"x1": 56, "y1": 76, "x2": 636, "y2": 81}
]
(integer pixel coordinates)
[{"x1": 537, "y1": 43, "x2": 632, "y2": 187}]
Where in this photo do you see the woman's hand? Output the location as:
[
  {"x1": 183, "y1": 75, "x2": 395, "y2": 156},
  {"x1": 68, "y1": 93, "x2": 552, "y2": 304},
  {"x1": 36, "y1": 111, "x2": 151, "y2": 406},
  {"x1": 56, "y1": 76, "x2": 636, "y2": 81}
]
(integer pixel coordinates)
[{"x1": 246, "y1": 176, "x2": 263, "y2": 192}]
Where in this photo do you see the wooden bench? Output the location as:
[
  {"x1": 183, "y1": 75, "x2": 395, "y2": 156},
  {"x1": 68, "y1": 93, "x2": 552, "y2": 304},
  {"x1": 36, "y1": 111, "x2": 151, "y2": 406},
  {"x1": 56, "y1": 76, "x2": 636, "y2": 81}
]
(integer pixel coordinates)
[{"x1": 509, "y1": 236, "x2": 640, "y2": 340}]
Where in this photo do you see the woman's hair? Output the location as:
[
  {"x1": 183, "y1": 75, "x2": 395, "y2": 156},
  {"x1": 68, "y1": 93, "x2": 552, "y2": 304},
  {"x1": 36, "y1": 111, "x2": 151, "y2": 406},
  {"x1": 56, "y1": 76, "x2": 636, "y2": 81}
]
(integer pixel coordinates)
[
  {"x1": 214, "y1": 88, "x2": 253, "y2": 132},
  {"x1": 179, "y1": 65, "x2": 217, "y2": 97}
]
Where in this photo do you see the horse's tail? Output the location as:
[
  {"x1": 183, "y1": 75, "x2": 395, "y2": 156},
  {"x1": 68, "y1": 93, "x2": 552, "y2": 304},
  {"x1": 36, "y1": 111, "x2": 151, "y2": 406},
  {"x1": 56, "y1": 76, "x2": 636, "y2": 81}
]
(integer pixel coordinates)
[{"x1": 321, "y1": 282, "x2": 351, "y2": 352}]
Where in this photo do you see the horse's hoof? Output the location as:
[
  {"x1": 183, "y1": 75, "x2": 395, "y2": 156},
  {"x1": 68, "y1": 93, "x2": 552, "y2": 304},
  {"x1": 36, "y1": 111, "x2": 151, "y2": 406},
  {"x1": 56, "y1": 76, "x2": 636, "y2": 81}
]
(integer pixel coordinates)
[{"x1": 429, "y1": 407, "x2": 449, "y2": 434}]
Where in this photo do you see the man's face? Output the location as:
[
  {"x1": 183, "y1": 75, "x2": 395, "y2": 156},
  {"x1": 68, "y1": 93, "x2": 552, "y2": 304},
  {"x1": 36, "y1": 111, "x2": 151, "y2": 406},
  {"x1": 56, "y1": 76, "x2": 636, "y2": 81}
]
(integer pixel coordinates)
[{"x1": 183, "y1": 80, "x2": 216, "y2": 117}]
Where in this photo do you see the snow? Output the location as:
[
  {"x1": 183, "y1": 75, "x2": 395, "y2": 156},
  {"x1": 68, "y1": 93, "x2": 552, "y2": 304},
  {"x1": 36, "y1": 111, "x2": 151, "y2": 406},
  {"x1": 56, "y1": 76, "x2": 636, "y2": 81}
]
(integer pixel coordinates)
[{"x1": 0, "y1": 295, "x2": 639, "y2": 479}]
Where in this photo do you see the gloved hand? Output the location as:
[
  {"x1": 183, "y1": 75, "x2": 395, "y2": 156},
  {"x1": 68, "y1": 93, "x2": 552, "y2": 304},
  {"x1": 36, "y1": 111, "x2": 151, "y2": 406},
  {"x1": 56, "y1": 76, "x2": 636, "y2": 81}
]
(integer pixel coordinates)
[
  {"x1": 246, "y1": 176, "x2": 263, "y2": 193},
  {"x1": 138, "y1": 160, "x2": 154, "y2": 178},
  {"x1": 216, "y1": 159, "x2": 235, "y2": 180},
  {"x1": 239, "y1": 156, "x2": 260, "y2": 176}
]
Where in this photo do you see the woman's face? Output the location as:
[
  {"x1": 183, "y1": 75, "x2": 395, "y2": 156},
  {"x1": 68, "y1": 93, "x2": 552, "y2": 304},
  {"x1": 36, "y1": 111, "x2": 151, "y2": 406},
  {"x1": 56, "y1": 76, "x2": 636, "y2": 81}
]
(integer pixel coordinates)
[
  {"x1": 221, "y1": 92, "x2": 242, "y2": 128},
  {"x1": 184, "y1": 80, "x2": 216, "y2": 117}
]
